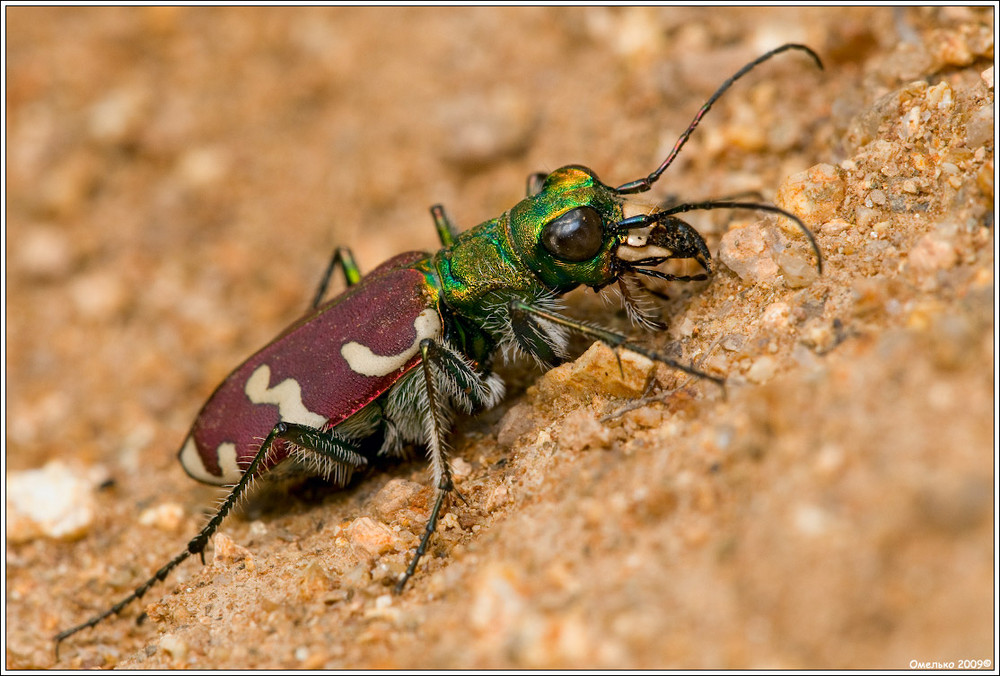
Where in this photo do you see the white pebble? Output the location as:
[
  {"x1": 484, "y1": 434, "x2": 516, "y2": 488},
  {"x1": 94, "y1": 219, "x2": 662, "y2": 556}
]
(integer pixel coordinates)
[
  {"x1": 6, "y1": 461, "x2": 109, "y2": 543},
  {"x1": 159, "y1": 633, "x2": 188, "y2": 659},
  {"x1": 138, "y1": 502, "x2": 186, "y2": 532}
]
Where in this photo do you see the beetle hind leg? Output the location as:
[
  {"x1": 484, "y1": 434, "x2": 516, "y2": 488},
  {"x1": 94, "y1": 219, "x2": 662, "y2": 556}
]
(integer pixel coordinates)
[
  {"x1": 394, "y1": 339, "x2": 454, "y2": 593},
  {"x1": 191, "y1": 422, "x2": 366, "y2": 558},
  {"x1": 280, "y1": 424, "x2": 369, "y2": 485},
  {"x1": 54, "y1": 422, "x2": 366, "y2": 652}
]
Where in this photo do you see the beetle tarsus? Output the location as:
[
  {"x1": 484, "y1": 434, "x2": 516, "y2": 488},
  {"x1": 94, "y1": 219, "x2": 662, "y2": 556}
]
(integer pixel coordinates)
[
  {"x1": 396, "y1": 486, "x2": 450, "y2": 595},
  {"x1": 53, "y1": 547, "x2": 193, "y2": 653}
]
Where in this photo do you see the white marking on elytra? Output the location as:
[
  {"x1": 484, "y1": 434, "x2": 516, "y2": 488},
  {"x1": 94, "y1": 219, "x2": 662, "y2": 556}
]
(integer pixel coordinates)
[
  {"x1": 180, "y1": 437, "x2": 243, "y2": 485},
  {"x1": 180, "y1": 436, "x2": 218, "y2": 484},
  {"x1": 245, "y1": 364, "x2": 327, "y2": 428},
  {"x1": 216, "y1": 442, "x2": 241, "y2": 483},
  {"x1": 341, "y1": 308, "x2": 442, "y2": 377}
]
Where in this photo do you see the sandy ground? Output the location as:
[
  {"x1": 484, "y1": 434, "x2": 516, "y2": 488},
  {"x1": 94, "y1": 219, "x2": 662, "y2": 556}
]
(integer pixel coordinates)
[{"x1": 5, "y1": 6, "x2": 995, "y2": 669}]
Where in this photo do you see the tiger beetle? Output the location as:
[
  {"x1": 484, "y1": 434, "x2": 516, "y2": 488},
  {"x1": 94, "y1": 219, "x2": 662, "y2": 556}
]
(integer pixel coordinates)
[{"x1": 55, "y1": 43, "x2": 823, "y2": 652}]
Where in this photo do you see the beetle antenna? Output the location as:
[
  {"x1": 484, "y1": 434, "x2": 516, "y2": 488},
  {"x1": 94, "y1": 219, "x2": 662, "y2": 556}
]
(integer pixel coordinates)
[
  {"x1": 614, "y1": 43, "x2": 823, "y2": 195},
  {"x1": 659, "y1": 200, "x2": 823, "y2": 274}
]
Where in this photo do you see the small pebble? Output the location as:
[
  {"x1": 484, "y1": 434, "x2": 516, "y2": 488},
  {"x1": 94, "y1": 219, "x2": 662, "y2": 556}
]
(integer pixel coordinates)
[
  {"x1": 496, "y1": 402, "x2": 537, "y2": 449},
  {"x1": 17, "y1": 224, "x2": 75, "y2": 279},
  {"x1": 793, "y1": 503, "x2": 831, "y2": 537},
  {"x1": 924, "y1": 81, "x2": 953, "y2": 110},
  {"x1": 964, "y1": 104, "x2": 993, "y2": 148},
  {"x1": 759, "y1": 302, "x2": 790, "y2": 328},
  {"x1": 557, "y1": 408, "x2": 611, "y2": 452},
  {"x1": 6, "y1": 461, "x2": 108, "y2": 543},
  {"x1": 346, "y1": 517, "x2": 398, "y2": 560},
  {"x1": 745, "y1": 355, "x2": 778, "y2": 384},
  {"x1": 820, "y1": 218, "x2": 851, "y2": 235},
  {"x1": 776, "y1": 249, "x2": 820, "y2": 288},
  {"x1": 88, "y1": 85, "x2": 147, "y2": 145},
  {"x1": 908, "y1": 233, "x2": 958, "y2": 274},
  {"x1": 212, "y1": 531, "x2": 254, "y2": 570},
  {"x1": 138, "y1": 502, "x2": 186, "y2": 532},
  {"x1": 451, "y1": 456, "x2": 472, "y2": 478},
  {"x1": 364, "y1": 593, "x2": 401, "y2": 622},
  {"x1": 775, "y1": 163, "x2": 845, "y2": 226},
  {"x1": 718, "y1": 222, "x2": 780, "y2": 284},
  {"x1": 855, "y1": 206, "x2": 880, "y2": 229},
  {"x1": 721, "y1": 333, "x2": 745, "y2": 351},
  {"x1": 158, "y1": 633, "x2": 188, "y2": 660},
  {"x1": 70, "y1": 269, "x2": 129, "y2": 320},
  {"x1": 175, "y1": 146, "x2": 228, "y2": 188},
  {"x1": 533, "y1": 341, "x2": 654, "y2": 402},
  {"x1": 932, "y1": 29, "x2": 974, "y2": 67},
  {"x1": 800, "y1": 319, "x2": 836, "y2": 352},
  {"x1": 981, "y1": 66, "x2": 994, "y2": 89},
  {"x1": 370, "y1": 478, "x2": 424, "y2": 522}
]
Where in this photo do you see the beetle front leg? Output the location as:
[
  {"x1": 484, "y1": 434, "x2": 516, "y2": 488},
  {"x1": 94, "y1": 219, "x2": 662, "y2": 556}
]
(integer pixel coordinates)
[
  {"x1": 526, "y1": 171, "x2": 547, "y2": 196},
  {"x1": 311, "y1": 246, "x2": 362, "y2": 310},
  {"x1": 509, "y1": 299, "x2": 725, "y2": 387}
]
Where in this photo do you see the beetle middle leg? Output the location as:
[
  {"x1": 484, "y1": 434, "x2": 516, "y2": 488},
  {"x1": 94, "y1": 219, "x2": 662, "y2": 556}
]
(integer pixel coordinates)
[
  {"x1": 526, "y1": 171, "x2": 547, "y2": 196},
  {"x1": 393, "y1": 337, "x2": 503, "y2": 592},
  {"x1": 314, "y1": 204, "x2": 466, "y2": 309}
]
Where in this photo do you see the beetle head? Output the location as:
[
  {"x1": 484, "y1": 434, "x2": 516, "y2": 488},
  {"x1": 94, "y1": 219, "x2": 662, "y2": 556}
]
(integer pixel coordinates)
[
  {"x1": 504, "y1": 46, "x2": 826, "y2": 326},
  {"x1": 507, "y1": 165, "x2": 621, "y2": 293},
  {"x1": 506, "y1": 164, "x2": 711, "y2": 327}
]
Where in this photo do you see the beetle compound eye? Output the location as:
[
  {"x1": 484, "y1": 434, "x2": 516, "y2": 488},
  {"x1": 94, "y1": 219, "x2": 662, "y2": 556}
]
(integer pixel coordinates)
[{"x1": 541, "y1": 206, "x2": 605, "y2": 262}]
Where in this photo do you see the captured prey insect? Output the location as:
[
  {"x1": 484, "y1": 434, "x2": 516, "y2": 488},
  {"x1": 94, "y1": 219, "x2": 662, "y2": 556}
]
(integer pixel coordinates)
[{"x1": 55, "y1": 43, "x2": 823, "y2": 650}]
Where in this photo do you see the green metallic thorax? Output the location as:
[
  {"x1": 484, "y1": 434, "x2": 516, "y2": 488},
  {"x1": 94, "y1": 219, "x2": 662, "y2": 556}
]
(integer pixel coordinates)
[
  {"x1": 434, "y1": 215, "x2": 530, "y2": 323},
  {"x1": 428, "y1": 215, "x2": 525, "y2": 365}
]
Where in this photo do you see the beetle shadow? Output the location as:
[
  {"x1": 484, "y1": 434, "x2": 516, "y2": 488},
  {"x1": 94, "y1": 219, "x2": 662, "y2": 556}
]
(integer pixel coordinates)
[{"x1": 230, "y1": 436, "x2": 388, "y2": 519}]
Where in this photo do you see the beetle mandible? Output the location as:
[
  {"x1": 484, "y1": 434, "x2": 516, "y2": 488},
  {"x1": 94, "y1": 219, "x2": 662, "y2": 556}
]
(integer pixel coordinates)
[{"x1": 56, "y1": 43, "x2": 823, "y2": 650}]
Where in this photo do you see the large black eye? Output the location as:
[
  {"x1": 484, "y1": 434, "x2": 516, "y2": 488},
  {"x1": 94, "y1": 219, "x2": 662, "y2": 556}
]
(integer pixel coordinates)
[{"x1": 541, "y1": 206, "x2": 604, "y2": 262}]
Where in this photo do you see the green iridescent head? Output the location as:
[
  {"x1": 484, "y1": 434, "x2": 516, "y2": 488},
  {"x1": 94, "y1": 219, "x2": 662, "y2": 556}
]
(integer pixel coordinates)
[
  {"x1": 505, "y1": 165, "x2": 626, "y2": 293},
  {"x1": 499, "y1": 163, "x2": 737, "y2": 328}
]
